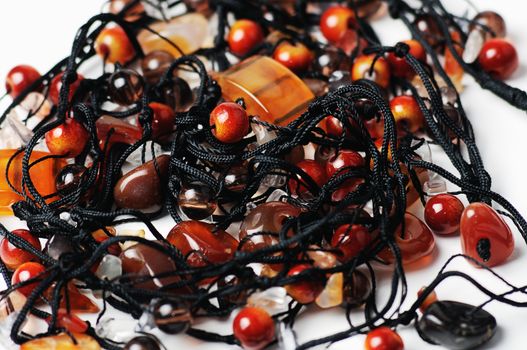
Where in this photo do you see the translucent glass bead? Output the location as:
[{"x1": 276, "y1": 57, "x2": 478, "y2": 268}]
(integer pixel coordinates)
[
  {"x1": 247, "y1": 287, "x2": 289, "y2": 315},
  {"x1": 141, "y1": 50, "x2": 174, "y2": 84},
  {"x1": 470, "y1": 11, "x2": 506, "y2": 40},
  {"x1": 178, "y1": 181, "x2": 217, "y2": 220},
  {"x1": 108, "y1": 68, "x2": 144, "y2": 106},
  {"x1": 161, "y1": 77, "x2": 193, "y2": 112},
  {"x1": 152, "y1": 299, "x2": 192, "y2": 334},
  {"x1": 95, "y1": 254, "x2": 122, "y2": 280}
]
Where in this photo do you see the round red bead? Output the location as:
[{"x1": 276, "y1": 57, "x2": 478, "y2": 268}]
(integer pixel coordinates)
[
  {"x1": 386, "y1": 39, "x2": 426, "y2": 78},
  {"x1": 326, "y1": 150, "x2": 364, "y2": 178},
  {"x1": 424, "y1": 194, "x2": 464, "y2": 235},
  {"x1": 389, "y1": 95, "x2": 424, "y2": 134},
  {"x1": 477, "y1": 39, "x2": 519, "y2": 80},
  {"x1": 331, "y1": 224, "x2": 372, "y2": 262},
  {"x1": 49, "y1": 72, "x2": 84, "y2": 106},
  {"x1": 285, "y1": 264, "x2": 325, "y2": 304},
  {"x1": 227, "y1": 20, "x2": 264, "y2": 56},
  {"x1": 320, "y1": 6, "x2": 355, "y2": 43},
  {"x1": 12, "y1": 261, "x2": 47, "y2": 297},
  {"x1": 210, "y1": 102, "x2": 249, "y2": 143},
  {"x1": 147, "y1": 102, "x2": 175, "y2": 142},
  {"x1": 0, "y1": 229, "x2": 42, "y2": 270},
  {"x1": 233, "y1": 307, "x2": 275, "y2": 350},
  {"x1": 273, "y1": 42, "x2": 313, "y2": 73},
  {"x1": 288, "y1": 159, "x2": 328, "y2": 196},
  {"x1": 5, "y1": 65, "x2": 41, "y2": 98},
  {"x1": 45, "y1": 117, "x2": 90, "y2": 157},
  {"x1": 365, "y1": 326, "x2": 404, "y2": 350}
]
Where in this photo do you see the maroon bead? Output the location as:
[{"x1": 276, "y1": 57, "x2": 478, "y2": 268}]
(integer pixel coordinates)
[
  {"x1": 470, "y1": 11, "x2": 506, "y2": 39},
  {"x1": 424, "y1": 194, "x2": 464, "y2": 235}
]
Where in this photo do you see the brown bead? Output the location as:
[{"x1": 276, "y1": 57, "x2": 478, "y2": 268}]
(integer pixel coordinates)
[
  {"x1": 413, "y1": 14, "x2": 443, "y2": 50},
  {"x1": 343, "y1": 269, "x2": 372, "y2": 307},
  {"x1": 470, "y1": 11, "x2": 506, "y2": 40},
  {"x1": 108, "y1": 68, "x2": 144, "y2": 106},
  {"x1": 223, "y1": 164, "x2": 248, "y2": 193},
  {"x1": 161, "y1": 77, "x2": 193, "y2": 112},
  {"x1": 141, "y1": 50, "x2": 175, "y2": 84},
  {"x1": 114, "y1": 155, "x2": 170, "y2": 209},
  {"x1": 153, "y1": 299, "x2": 192, "y2": 334},
  {"x1": 349, "y1": 0, "x2": 383, "y2": 18},
  {"x1": 178, "y1": 181, "x2": 217, "y2": 220},
  {"x1": 183, "y1": 0, "x2": 211, "y2": 15},
  {"x1": 55, "y1": 164, "x2": 87, "y2": 195}
]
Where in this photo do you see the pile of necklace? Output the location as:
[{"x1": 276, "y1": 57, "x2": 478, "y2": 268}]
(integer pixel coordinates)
[{"x1": 1, "y1": 0, "x2": 527, "y2": 349}]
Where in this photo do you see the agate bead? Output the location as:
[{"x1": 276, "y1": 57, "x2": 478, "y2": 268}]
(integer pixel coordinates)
[
  {"x1": 285, "y1": 264, "x2": 325, "y2": 304},
  {"x1": 153, "y1": 299, "x2": 192, "y2": 334},
  {"x1": 470, "y1": 11, "x2": 506, "y2": 39},
  {"x1": 141, "y1": 50, "x2": 174, "y2": 84},
  {"x1": 49, "y1": 72, "x2": 84, "y2": 106},
  {"x1": 424, "y1": 194, "x2": 464, "y2": 235},
  {"x1": 477, "y1": 39, "x2": 519, "y2": 80},
  {"x1": 288, "y1": 159, "x2": 328, "y2": 196},
  {"x1": 331, "y1": 224, "x2": 372, "y2": 262},
  {"x1": 351, "y1": 55, "x2": 391, "y2": 89},
  {"x1": 233, "y1": 307, "x2": 275, "y2": 350},
  {"x1": 413, "y1": 14, "x2": 443, "y2": 50},
  {"x1": 55, "y1": 164, "x2": 87, "y2": 195},
  {"x1": 124, "y1": 336, "x2": 161, "y2": 350},
  {"x1": 20, "y1": 333, "x2": 100, "y2": 350},
  {"x1": 5, "y1": 65, "x2": 40, "y2": 98},
  {"x1": 320, "y1": 6, "x2": 355, "y2": 43},
  {"x1": 108, "y1": 68, "x2": 144, "y2": 106},
  {"x1": 178, "y1": 181, "x2": 217, "y2": 220},
  {"x1": 343, "y1": 269, "x2": 372, "y2": 307},
  {"x1": 365, "y1": 327, "x2": 404, "y2": 350},
  {"x1": 12, "y1": 261, "x2": 47, "y2": 296},
  {"x1": 95, "y1": 26, "x2": 135, "y2": 64},
  {"x1": 273, "y1": 42, "x2": 313, "y2": 73},
  {"x1": 228, "y1": 20, "x2": 265, "y2": 56},
  {"x1": 45, "y1": 117, "x2": 89, "y2": 158},
  {"x1": 389, "y1": 95, "x2": 424, "y2": 134},
  {"x1": 386, "y1": 39, "x2": 426, "y2": 78},
  {"x1": 0, "y1": 229, "x2": 41, "y2": 270}
]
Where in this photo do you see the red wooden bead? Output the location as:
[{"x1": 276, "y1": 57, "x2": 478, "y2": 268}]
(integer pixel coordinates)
[
  {"x1": 386, "y1": 39, "x2": 426, "y2": 78},
  {"x1": 227, "y1": 20, "x2": 264, "y2": 56},
  {"x1": 365, "y1": 327, "x2": 404, "y2": 350},
  {"x1": 320, "y1": 6, "x2": 355, "y2": 43},
  {"x1": 0, "y1": 229, "x2": 41, "y2": 270},
  {"x1": 167, "y1": 220, "x2": 238, "y2": 268},
  {"x1": 477, "y1": 38, "x2": 519, "y2": 80},
  {"x1": 5, "y1": 65, "x2": 41, "y2": 98},
  {"x1": 273, "y1": 42, "x2": 313, "y2": 73},
  {"x1": 210, "y1": 102, "x2": 249, "y2": 143},
  {"x1": 331, "y1": 224, "x2": 372, "y2": 262},
  {"x1": 288, "y1": 159, "x2": 328, "y2": 196},
  {"x1": 51, "y1": 309, "x2": 89, "y2": 333},
  {"x1": 326, "y1": 150, "x2": 364, "y2": 178},
  {"x1": 49, "y1": 72, "x2": 84, "y2": 106},
  {"x1": 285, "y1": 264, "x2": 325, "y2": 304},
  {"x1": 460, "y1": 202, "x2": 514, "y2": 267},
  {"x1": 351, "y1": 55, "x2": 391, "y2": 89},
  {"x1": 233, "y1": 307, "x2": 275, "y2": 350},
  {"x1": 147, "y1": 102, "x2": 175, "y2": 142},
  {"x1": 424, "y1": 194, "x2": 464, "y2": 235},
  {"x1": 45, "y1": 117, "x2": 89, "y2": 157},
  {"x1": 12, "y1": 261, "x2": 47, "y2": 297},
  {"x1": 389, "y1": 95, "x2": 424, "y2": 134},
  {"x1": 95, "y1": 26, "x2": 136, "y2": 64}
]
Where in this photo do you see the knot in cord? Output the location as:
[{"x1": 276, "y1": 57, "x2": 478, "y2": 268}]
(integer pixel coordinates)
[{"x1": 394, "y1": 42, "x2": 410, "y2": 58}]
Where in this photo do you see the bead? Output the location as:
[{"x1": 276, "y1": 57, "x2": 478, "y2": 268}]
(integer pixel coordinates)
[
  {"x1": 273, "y1": 42, "x2": 313, "y2": 73},
  {"x1": 288, "y1": 159, "x2": 328, "y2": 196},
  {"x1": 444, "y1": 31, "x2": 464, "y2": 89},
  {"x1": 217, "y1": 274, "x2": 250, "y2": 306},
  {"x1": 233, "y1": 307, "x2": 275, "y2": 350},
  {"x1": 417, "y1": 286, "x2": 438, "y2": 312},
  {"x1": 349, "y1": 0, "x2": 383, "y2": 18},
  {"x1": 460, "y1": 202, "x2": 514, "y2": 267},
  {"x1": 160, "y1": 77, "x2": 193, "y2": 112},
  {"x1": 95, "y1": 254, "x2": 122, "y2": 280},
  {"x1": 95, "y1": 26, "x2": 135, "y2": 64},
  {"x1": 303, "y1": 78, "x2": 328, "y2": 97},
  {"x1": 124, "y1": 336, "x2": 161, "y2": 350},
  {"x1": 108, "y1": 68, "x2": 144, "y2": 106},
  {"x1": 183, "y1": 0, "x2": 210, "y2": 15},
  {"x1": 178, "y1": 181, "x2": 217, "y2": 220},
  {"x1": 0, "y1": 291, "x2": 26, "y2": 320},
  {"x1": 335, "y1": 29, "x2": 367, "y2": 56},
  {"x1": 326, "y1": 150, "x2": 364, "y2": 178},
  {"x1": 285, "y1": 264, "x2": 325, "y2": 304},
  {"x1": 108, "y1": 0, "x2": 144, "y2": 21},
  {"x1": 331, "y1": 224, "x2": 371, "y2": 262},
  {"x1": 96, "y1": 115, "x2": 142, "y2": 149},
  {"x1": 413, "y1": 14, "x2": 443, "y2": 50},
  {"x1": 416, "y1": 301, "x2": 496, "y2": 350},
  {"x1": 55, "y1": 164, "x2": 87, "y2": 195},
  {"x1": 389, "y1": 95, "x2": 424, "y2": 134},
  {"x1": 364, "y1": 327, "x2": 404, "y2": 350},
  {"x1": 306, "y1": 246, "x2": 338, "y2": 269},
  {"x1": 45, "y1": 117, "x2": 89, "y2": 158},
  {"x1": 114, "y1": 155, "x2": 170, "y2": 209},
  {"x1": 0, "y1": 229, "x2": 41, "y2": 270},
  {"x1": 145, "y1": 102, "x2": 175, "y2": 142},
  {"x1": 224, "y1": 164, "x2": 248, "y2": 193},
  {"x1": 320, "y1": 6, "x2": 355, "y2": 43},
  {"x1": 49, "y1": 72, "x2": 84, "y2": 106},
  {"x1": 328, "y1": 70, "x2": 352, "y2": 92},
  {"x1": 152, "y1": 299, "x2": 191, "y2": 334},
  {"x1": 20, "y1": 333, "x2": 101, "y2": 350},
  {"x1": 377, "y1": 213, "x2": 436, "y2": 265},
  {"x1": 167, "y1": 220, "x2": 238, "y2": 268},
  {"x1": 351, "y1": 55, "x2": 391, "y2": 89},
  {"x1": 319, "y1": 49, "x2": 351, "y2": 77},
  {"x1": 462, "y1": 29, "x2": 485, "y2": 64},
  {"x1": 343, "y1": 269, "x2": 372, "y2": 307},
  {"x1": 44, "y1": 282, "x2": 100, "y2": 313},
  {"x1": 247, "y1": 287, "x2": 289, "y2": 315},
  {"x1": 386, "y1": 39, "x2": 426, "y2": 78},
  {"x1": 228, "y1": 19, "x2": 265, "y2": 56},
  {"x1": 424, "y1": 194, "x2": 464, "y2": 235},
  {"x1": 477, "y1": 38, "x2": 519, "y2": 80},
  {"x1": 470, "y1": 11, "x2": 506, "y2": 39},
  {"x1": 210, "y1": 102, "x2": 249, "y2": 143},
  {"x1": 11, "y1": 262, "x2": 46, "y2": 296},
  {"x1": 214, "y1": 56, "x2": 314, "y2": 127},
  {"x1": 315, "y1": 272, "x2": 343, "y2": 308},
  {"x1": 141, "y1": 50, "x2": 174, "y2": 84},
  {"x1": 53, "y1": 310, "x2": 89, "y2": 333},
  {"x1": 116, "y1": 228, "x2": 145, "y2": 251},
  {"x1": 5, "y1": 65, "x2": 40, "y2": 98}
]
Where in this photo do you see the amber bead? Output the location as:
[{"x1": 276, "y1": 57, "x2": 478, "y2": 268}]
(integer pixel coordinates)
[
  {"x1": 5, "y1": 65, "x2": 40, "y2": 98},
  {"x1": 161, "y1": 77, "x2": 193, "y2": 112},
  {"x1": 233, "y1": 307, "x2": 275, "y2": 350},
  {"x1": 124, "y1": 336, "x2": 161, "y2": 350},
  {"x1": 45, "y1": 117, "x2": 89, "y2": 158},
  {"x1": 365, "y1": 327, "x2": 404, "y2": 350},
  {"x1": 178, "y1": 181, "x2": 217, "y2": 220},
  {"x1": 320, "y1": 6, "x2": 355, "y2": 43},
  {"x1": 444, "y1": 31, "x2": 464, "y2": 89},
  {"x1": 49, "y1": 72, "x2": 84, "y2": 106},
  {"x1": 470, "y1": 11, "x2": 506, "y2": 39},
  {"x1": 288, "y1": 159, "x2": 328, "y2": 196},
  {"x1": 424, "y1": 194, "x2": 464, "y2": 235},
  {"x1": 285, "y1": 264, "x2": 325, "y2": 304},
  {"x1": 0, "y1": 229, "x2": 41, "y2": 270},
  {"x1": 413, "y1": 14, "x2": 443, "y2": 50},
  {"x1": 108, "y1": 68, "x2": 144, "y2": 106},
  {"x1": 273, "y1": 42, "x2": 313, "y2": 73},
  {"x1": 210, "y1": 102, "x2": 249, "y2": 143},
  {"x1": 331, "y1": 224, "x2": 371, "y2": 262},
  {"x1": 141, "y1": 50, "x2": 175, "y2": 84},
  {"x1": 389, "y1": 95, "x2": 425, "y2": 134},
  {"x1": 417, "y1": 286, "x2": 438, "y2": 312},
  {"x1": 12, "y1": 261, "x2": 47, "y2": 296},
  {"x1": 351, "y1": 55, "x2": 391, "y2": 89},
  {"x1": 167, "y1": 220, "x2": 238, "y2": 267},
  {"x1": 377, "y1": 213, "x2": 436, "y2": 265},
  {"x1": 53, "y1": 310, "x2": 89, "y2": 333},
  {"x1": 460, "y1": 202, "x2": 514, "y2": 267},
  {"x1": 20, "y1": 333, "x2": 100, "y2": 350},
  {"x1": 95, "y1": 26, "x2": 135, "y2": 64},
  {"x1": 343, "y1": 269, "x2": 372, "y2": 307},
  {"x1": 386, "y1": 39, "x2": 426, "y2": 78},
  {"x1": 153, "y1": 299, "x2": 192, "y2": 334},
  {"x1": 228, "y1": 19, "x2": 265, "y2": 56},
  {"x1": 44, "y1": 282, "x2": 99, "y2": 313},
  {"x1": 55, "y1": 164, "x2": 87, "y2": 195},
  {"x1": 114, "y1": 155, "x2": 170, "y2": 209},
  {"x1": 477, "y1": 39, "x2": 519, "y2": 80},
  {"x1": 96, "y1": 115, "x2": 142, "y2": 149}
]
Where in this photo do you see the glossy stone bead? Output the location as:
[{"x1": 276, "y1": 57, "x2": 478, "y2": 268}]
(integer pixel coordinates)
[
  {"x1": 124, "y1": 336, "x2": 161, "y2": 350},
  {"x1": 315, "y1": 272, "x2": 343, "y2": 308},
  {"x1": 319, "y1": 49, "x2": 351, "y2": 77},
  {"x1": 303, "y1": 78, "x2": 328, "y2": 97},
  {"x1": 178, "y1": 181, "x2": 217, "y2": 220},
  {"x1": 416, "y1": 301, "x2": 496, "y2": 350},
  {"x1": 224, "y1": 164, "x2": 248, "y2": 193},
  {"x1": 247, "y1": 287, "x2": 289, "y2": 315},
  {"x1": 55, "y1": 164, "x2": 86, "y2": 195},
  {"x1": 153, "y1": 299, "x2": 191, "y2": 334},
  {"x1": 320, "y1": 6, "x2": 355, "y2": 43},
  {"x1": 114, "y1": 155, "x2": 170, "y2": 209},
  {"x1": 306, "y1": 246, "x2": 338, "y2": 269},
  {"x1": 228, "y1": 19, "x2": 265, "y2": 57},
  {"x1": 285, "y1": 264, "x2": 325, "y2": 304},
  {"x1": 161, "y1": 77, "x2": 193, "y2": 112},
  {"x1": 343, "y1": 269, "x2": 372, "y2": 307},
  {"x1": 0, "y1": 229, "x2": 42, "y2": 270},
  {"x1": 424, "y1": 194, "x2": 464, "y2": 235},
  {"x1": 167, "y1": 220, "x2": 238, "y2": 268},
  {"x1": 5, "y1": 65, "x2": 41, "y2": 99},
  {"x1": 141, "y1": 50, "x2": 174, "y2": 84},
  {"x1": 389, "y1": 95, "x2": 425, "y2": 134},
  {"x1": 365, "y1": 327, "x2": 404, "y2": 350},
  {"x1": 470, "y1": 11, "x2": 506, "y2": 39},
  {"x1": 477, "y1": 39, "x2": 519, "y2": 80},
  {"x1": 326, "y1": 150, "x2": 364, "y2": 178},
  {"x1": 44, "y1": 282, "x2": 100, "y2": 313},
  {"x1": 331, "y1": 224, "x2": 372, "y2": 262},
  {"x1": 12, "y1": 261, "x2": 46, "y2": 296},
  {"x1": 108, "y1": 68, "x2": 144, "y2": 106},
  {"x1": 96, "y1": 115, "x2": 143, "y2": 149},
  {"x1": 53, "y1": 310, "x2": 89, "y2": 333},
  {"x1": 349, "y1": 0, "x2": 383, "y2": 18},
  {"x1": 460, "y1": 202, "x2": 514, "y2": 267},
  {"x1": 239, "y1": 202, "x2": 301, "y2": 251},
  {"x1": 95, "y1": 26, "x2": 135, "y2": 64},
  {"x1": 377, "y1": 213, "x2": 436, "y2": 265},
  {"x1": 233, "y1": 307, "x2": 275, "y2": 350},
  {"x1": 386, "y1": 39, "x2": 426, "y2": 78},
  {"x1": 288, "y1": 159, "x2": 328, "y2": 196},
  {"x1": 413, "y1": 14, "x2": 443, "y2": 50},
  {"x1": 20, "y1": 333, "x2": 100, "y2": 350},
  {"x1": 351, "y1": 55, "x2": 391, "y2": 89}
]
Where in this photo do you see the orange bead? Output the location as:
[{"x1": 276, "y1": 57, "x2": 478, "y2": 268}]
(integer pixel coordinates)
[
  {"x1": 49, "y1": 72, "x2": 84, "y2": 106},
  {"x1": 320, "y1": 6, "x2": 355, "y2": 43},
  {"x1": 351, "y1": 55, "x2": 391, "y2": 89},
  {"x1": 273, "y1": 42, "x2": 313, "y2": 73},
  {"x1": 417, "y1": 286, "x2": 438, "y2": 312},
  {"x1": 20, "y1": 333, "x2": 100, "y2": 350},
  {"x1": 147, "y1": 102, "x2": 175, "y2": 142},
  {"x1": 386, "y1": 40, "x2": 426, "y2": 78},
  {"x1": 227, "y1": 20, "x2": 264, "y2": 56},
  {"x1": 365, "y1": 327, "x2": 404, "y2": 350},
  {"x1": 95, "y1": 26, "x2": 135, "y2": 64},
  {"x1": 45, "y1": 117, "x2": 89, "y2": 158},
  {"x1": 285, "y1": 264, "x2": 325, "y2": 304},
  {"x1": 12, "y1": 261, "x2": 46, "y2": 297},
  {"x1": 389, "y1": 95, "x2": 424, "y2": 134},
  {"x1": 444, "y1": 31, "x2": 464, "y2": 88},
  {"x1": 50, "y1": 310, "x2": 89, "y2": 333},
  {"x1": 424, "y1": 194, "x2": 464, "y2": 235},
  {"x1": 210, "y1": 102, "x2": 249, "y2": 143},
  {"x1": 233, "y1": 307, "x2": 275, "y2": 350},
  {"x1": 5, "y1": 65, "x2": 41, "y2": 98},
  {"x1": 0, "y1": 229, "x2": 41, "y2": 270}
]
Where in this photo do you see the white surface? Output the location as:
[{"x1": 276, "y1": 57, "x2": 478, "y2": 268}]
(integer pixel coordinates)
[{"x1": 1, "y1": 1, "x2": 527, "y2": 349}]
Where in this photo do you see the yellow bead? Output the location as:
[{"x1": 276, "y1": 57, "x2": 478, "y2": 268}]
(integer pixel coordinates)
[{"x1": 315, "y1": 272, "x2": 344, "y2": 309}]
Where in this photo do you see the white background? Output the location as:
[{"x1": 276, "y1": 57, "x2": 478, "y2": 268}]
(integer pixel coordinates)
[{"x1": 1, "y1": 1, "x2": 527, "y2": 349}]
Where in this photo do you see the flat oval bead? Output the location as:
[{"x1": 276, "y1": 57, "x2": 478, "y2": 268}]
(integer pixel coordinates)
[
  {"x1": 20, "y1": 333, "x2": 100, "y2": 350},
  {"x1": 416, "y1": 301, "x2": 497, "y2": 350}
]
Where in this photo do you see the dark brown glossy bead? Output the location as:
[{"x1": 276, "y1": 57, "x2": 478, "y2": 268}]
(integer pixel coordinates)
[
  {"x1": 343, "y1": 269, "x2": 372, "y2": 307},
  {"x1": 331, "y1": 224, "x2": 371, "y2": 262},
  {"x1": 470, "y1": 11, "x2": 506, "y2": 39},
  {"x1": 413, "y1": 14, "x2": 443, "y2": 50},
  {"x1": 288, "y1": 159, "x2": 328, "y2": 196},
  {"x1": 55, "y1": 164, "x2": 87, "y2": 195},
  {"x1": 424, "y1": 194, "x2": 464, "y2": 235},
  {"x1": 178, "y1": 181, "x2": 217, "y2": 220},
  {"x1": 153, "y1": 299, "x2": 192, "y2": 334},
  {"x1": 161, "y1": 77, "x2": 193, "y2": 112},
  {"x1": 96, "y1": 115, "x2": 143, "y2": 149},
  {"x1": 114, "y1": 155, "x2": 170, "y2": 209},
  {"x1": 349, "y1": 0, "x2": 383, "y2": 18},
  {"x1": 108, "y1": 68, "x2": 144, "y2": 106},
  {"x1": 224, "y1": 164, "x2": 248, "y2": 193},
  {"x1": 124, "y1": 336, "x2": 161, "y2": 350},
  {"x1": 141, "y1": 50, "x2": 174, "y2": 84}
]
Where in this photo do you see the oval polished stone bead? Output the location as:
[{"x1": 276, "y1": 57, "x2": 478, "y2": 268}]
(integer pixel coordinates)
[
  {"x1": 20, "y1": 333, "x2": 100, "y2": 350},
  {"x1": 460, "y1": 202, "x2": 514, "y2": 267},
  {"x1": 239, "y1": 202, "x2": 301, "y2": 251},
  {"x1": 96, "y1": 115, "x2": 143, "y2": 149},
  {"x1": 470, "y1": 11, "x2": 506, "y2": 39},
  {"x1": 108, "y1": 68, "x2": 144, "y2": 106},
  {"x1": 424, "y1": 194, "x2": 464, "y2": 235},
  {"x1": 114, "y1": 155, "x2": 170, "y2": 209},
  {"x1": 178, "y1": 181, "x2": 217, "y2": 220},
  {"x1": 343, "y1": 269, "x2": 372, "y2": 307},
  {"x1": 124, "y1": 336, "x2": 161, "y2": 350},
  {"x1": 416, "y1": 301, "x2": 497, "y2": 350},
  {"x1": 153, "y1": 299, "x2": 192, "y2": 334},
  {"x1": 167, "y1": 220, "x2": 238, "y2": 267},
  {"x1": 141, "y1": 50, "x2": 174, "y2": 84}
]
